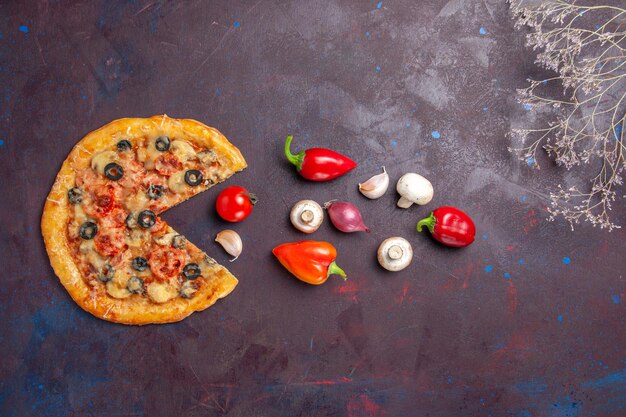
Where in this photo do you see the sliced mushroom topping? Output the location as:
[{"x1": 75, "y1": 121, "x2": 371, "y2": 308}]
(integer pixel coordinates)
[
  {"x1": 125, "y1": 212, "x2": 138, "y2": 229},
  {"x1": 170, "y1": 140, "x2": 196, "y2": 161},
  {"x1": 106, "y1": 280, "x2": 131, "y2": 299},
  {"x1": 146, "y1": 282, "x2": 179, "y2": 303},
  {"x1": 168, "y1": 171, "x2": 187, "y2": 194},
  {"x1": 91, "y1": 150, "x2": 118, "y2": 174},
  {"x1": 153, "y1": 232, "x2": 177, "y2": 246},
  {"x1": 198, "y1": 149, "x2": 217, "y2": 164}
]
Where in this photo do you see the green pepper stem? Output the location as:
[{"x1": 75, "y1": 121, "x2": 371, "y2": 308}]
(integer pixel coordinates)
[
  {"x1": 327, "y1": 261, "x2": 347, "y2": 280},
  {"x1": 417, "y1": 212, "x2": 436, "y2": 233},
  {"x1": 284, "y1": 135, "x2": 305, "y2": 170}
]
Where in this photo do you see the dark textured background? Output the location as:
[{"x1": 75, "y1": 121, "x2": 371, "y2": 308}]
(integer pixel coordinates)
[{"x1": 1, "y1": 1, "x2": 625, "y2": 416}]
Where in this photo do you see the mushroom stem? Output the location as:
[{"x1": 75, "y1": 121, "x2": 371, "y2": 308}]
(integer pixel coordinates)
[
  {"x1": 397, "y1": 196, "x2": 414, "y2": 208},
  {"x1": 300, "y1": 210, "x2": 314, "y2": 224},
  {"x1": 388, "y1": 245, "x2": 403, "y2": 260}
]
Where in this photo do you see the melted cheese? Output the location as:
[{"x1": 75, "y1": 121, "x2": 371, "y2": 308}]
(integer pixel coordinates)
[
  {"x1": 79, "y1": 240, "x2": 107, "y2": 270},
  {"x1": 126, "y1": 228, "x2": 151, "y2": 248},
  {"x1": 106, "y1": 280, "x2": 131, "y2": 299},
  {"x1": 168, "y1": 171, "x2": 187, "y2": 194},
  {"x1": 125, "y1": 191, "x2": 149, "y2": 212},
  {"x1": 153, "y1": 232, "x2": 177, "y2": 246},
  {"x1": 170, "y1": 140, "x2": 196, "y2": 162},
  {"x1": 146, "y1": 281, "x2": 179, "y2": 303},
  {"x1": 74, "y1": 204, "x2": 88, "y2": 223},
  {"x1": 90, "y1": 150, "x2": 118, "y2": 174}
]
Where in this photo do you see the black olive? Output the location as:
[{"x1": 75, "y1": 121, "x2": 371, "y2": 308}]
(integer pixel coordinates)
[
  {"x1": 137, "y1": 210, "x2": 156, "y2": 228},
  {"x1": 180, "y1": 281, "x2": 198, "y2": 299},
  {"x1": 68, "y1": 187, "x2": 83, "y2": 204},
  {"x1": 147, "y1": 184, "x2": 164, "y2": 200},
  {"x1": 98, "y1": 264, "x2": 115, "y2": 283},
  {"x1": 125, "y1": 212, "x2": 138, "y2": 229},
  {"x1": 132, "y1": 257, "x2": 148, "y2": 272},
  {"x1": 127, "y1": 276, "x2": 144, "y2": 294},
  {"x1": 104, "y1": 162, "x2": 124, "y2": 181},
  {"x1": 155, "y1": 135, "x2": 170, "y2": 151},
  {"x1": 79, "y1": 221, "x2": 98, "y2": 240},
  {"x1": 184, "y1": 170, "x2": 203, "y2": 186},
  {"x1": 172, "y1": 235, "x2": 187, "y2": 249},
  {"x1": 183, "y1": 263, "x2": 201, "y2": 280},
  {"x1": 117, "y1": 139, "x2": 132, "y2": 152}
]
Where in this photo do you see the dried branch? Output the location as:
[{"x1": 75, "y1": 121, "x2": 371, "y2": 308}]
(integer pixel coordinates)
[{"x1": 509, "y1": 0, "x2": 625, "y2": 231}]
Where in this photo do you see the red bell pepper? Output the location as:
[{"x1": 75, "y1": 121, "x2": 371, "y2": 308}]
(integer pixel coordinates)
[
  {"x1": 272, "y1": 241, "x2": 347, "y2": 285},
  {"x1": 417, "y1": 206, "x2": 476, "y2": 248},
  {"x1": 284, "y1": 135, "x2": 357, "y2": 181}
]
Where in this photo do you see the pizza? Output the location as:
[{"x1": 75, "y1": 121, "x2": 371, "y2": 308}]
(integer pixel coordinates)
[{"x1": 41, "y1": 115, "x2": 247, "y2": 325}]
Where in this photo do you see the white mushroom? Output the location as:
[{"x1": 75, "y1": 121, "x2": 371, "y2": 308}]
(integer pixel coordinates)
[
  {"x1": 377, "y1": 237, "x2": 413, "y2": 271},
  {"x1": 290, "y1": 200, "x2": 324, "y2": 233},
  {"x1": 396, "y1": 173, "x2": 433, "y2": 208}
]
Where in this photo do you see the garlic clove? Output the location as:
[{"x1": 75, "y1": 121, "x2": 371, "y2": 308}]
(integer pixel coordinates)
[
  {"x1": 215, "y1": 230, "x2": 242, "y2": 261},
  {"x1": 358, "y1": 166, "x2": 389, "y2": 199}
]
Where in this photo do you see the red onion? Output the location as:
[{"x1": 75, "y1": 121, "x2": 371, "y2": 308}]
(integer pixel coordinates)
[{"x1": 324, "y1": 201, "x2": 370, "y2": 233}]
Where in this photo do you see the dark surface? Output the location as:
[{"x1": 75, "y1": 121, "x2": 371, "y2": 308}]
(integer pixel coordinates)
[{"x1": 1, "y1": 1, "x2": 625, "y2": 416}]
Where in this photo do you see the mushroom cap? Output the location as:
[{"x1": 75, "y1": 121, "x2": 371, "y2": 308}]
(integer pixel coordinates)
[
  {"x1": 396, "y1": 173, "x2": 433, "y2": 205},
  {"x1": 290, "y1": 200, "x2": 324, "y2": 233},
  {"x1": 377, "y1": 237, "x2": 413, "y2": 271}
]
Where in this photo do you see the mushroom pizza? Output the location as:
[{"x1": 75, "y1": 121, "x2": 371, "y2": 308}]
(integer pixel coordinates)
[{"x1": 41, "y1": 115, "x2": 246, "y2": 325}]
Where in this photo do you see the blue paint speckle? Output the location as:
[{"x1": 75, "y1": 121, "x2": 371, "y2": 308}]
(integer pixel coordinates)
[
  {"x1": 447, "y1": 377, "x2": 453, "y2": 383},
  {"x1": 19, "y1": 25, "x2": 29, "y2": 33},
  {"x1": 365, "y1": 31, "x2": 370, "y2": 38},
  {"x1": 519, "y1": 259, "x2": 524, "y2": 265},
  {"x1": 482, "y1": 106, "x2": 488, "y2": 112},
  {"x1": 405, "y1": 121, "x2": 411, "y2": 127},
  {"x1": 375, "y1": 66, "x2": 381, "y2": 72},
  {"x1": 376, "y1": 1, "x2": 383, "y2": 9},
  {"x1": 479, "y1": 27, "x2": 487, "y2": 35},
  {"x1": 0, "y1": 139, "x2": 4, "y2": 147},
  {"x1": 611, "y1": 294, "x2": 620, "y2": 304},
  {"x1": 542, "y1": 79, "x2": 548, "y2": 85},
  {"x1": 558, "y1": 314, "x2": 563, "y2": 322},
  {"x1": 482, "y1": 234, "x2": 488, "y2": 240},
  {"x1": 563, "y1": 257, "x2": 571, "y2": 265},
  {"x1": 520, "y1": 195, "x2": 527, "y2": 202},
  {"x1": 526, "y1": 156, "x2": 536, "y2": 166},
  {"x1": 485, "y1": 265, "x2": 493, "y2": 273},
  {"x1": 233, "y1": 20, "x2": 240, "y2": 28},
  {"x1": 503, "y1": 273, "x2": 511, "y2": 279},
  {"x1": 390, "y1": 139, "x2": 397, "y2": 147},
  {"x1": 523, "y1": 103, "x2": 532, "y2": 111},
  {"x1": 614, "y1": 122, "x2": 622, "y2": 141},
  {"x1": 431, "y1": 130, "x2": 441, "y2": 139}
]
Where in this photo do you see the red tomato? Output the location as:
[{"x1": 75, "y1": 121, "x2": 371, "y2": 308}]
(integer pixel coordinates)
[
  {"x1": 94, "y1": 227, "x2": 127, "y2": 257},
  {"x1": 215, "y1": 186, "x2": 256, "y2": 222}
]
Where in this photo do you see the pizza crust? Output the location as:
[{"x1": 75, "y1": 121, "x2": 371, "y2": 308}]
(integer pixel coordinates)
[{"x1": 41, "y1": 115, "x2": 245, "y2": 325}]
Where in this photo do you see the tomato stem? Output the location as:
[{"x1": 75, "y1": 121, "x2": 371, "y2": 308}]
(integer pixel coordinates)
[
  {"x1": 417, "y1": 212, "x2": 436, "y2": 233},
  {"x1": 246, "y1": 192, "x2": 258, "y2": 205},
  {"x1": 284, "y1": 135, "x2": 305, "y2": 170},
  {"x1": 327, "y1": 261, "x2": 347, "y2": 280}
]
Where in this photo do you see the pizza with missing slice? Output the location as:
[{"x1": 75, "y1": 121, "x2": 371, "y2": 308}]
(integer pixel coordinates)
[{"x1": 41, "y1": 115, "x2": 247, "y2": 325}]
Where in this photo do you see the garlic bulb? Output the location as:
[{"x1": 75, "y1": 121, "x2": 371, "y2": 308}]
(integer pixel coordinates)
[
  {"x1": 358, "y1": 166, "x2": 389, "y2": 199},
  {"x1": 215, "y1": 230, "x2": 242, "y2": 261}
]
